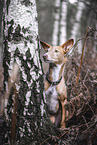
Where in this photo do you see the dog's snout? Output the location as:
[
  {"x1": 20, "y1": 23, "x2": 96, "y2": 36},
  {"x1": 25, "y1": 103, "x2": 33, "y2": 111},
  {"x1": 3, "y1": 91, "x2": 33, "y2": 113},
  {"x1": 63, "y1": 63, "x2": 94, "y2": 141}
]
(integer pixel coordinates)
[{"x1": 43, "y1": 54, "x2": 48, "y2": 60}]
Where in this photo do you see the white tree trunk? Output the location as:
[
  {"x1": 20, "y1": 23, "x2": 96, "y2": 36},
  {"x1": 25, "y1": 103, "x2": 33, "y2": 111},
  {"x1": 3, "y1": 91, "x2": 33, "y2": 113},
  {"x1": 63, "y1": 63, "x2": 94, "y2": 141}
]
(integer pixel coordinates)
[
  {"x1": 52, "y1": 0, "x2": 67, "y2": 46},
  {"x1": 71, "y1": 2, "x2": 85, "y2": 53},
  {"x1": 52, "y1": 0, "x2": 60, "y2": 46},
  {"x1": 0, "y1": 20, "x2": 3, "y2": 117},
  {"x1": 3, "y1": 0, "x2": 44, "y2": 144},
  {"x1": 59, "y1": 1, "x2": 67, "y2": 45}
]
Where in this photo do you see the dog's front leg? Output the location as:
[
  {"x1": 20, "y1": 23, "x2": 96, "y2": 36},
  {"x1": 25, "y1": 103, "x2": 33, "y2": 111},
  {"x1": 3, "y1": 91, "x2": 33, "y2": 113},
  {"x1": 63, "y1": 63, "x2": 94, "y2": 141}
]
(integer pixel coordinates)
[{"x1": 60, "y1": 100, "x2": 67, "y2": 128}]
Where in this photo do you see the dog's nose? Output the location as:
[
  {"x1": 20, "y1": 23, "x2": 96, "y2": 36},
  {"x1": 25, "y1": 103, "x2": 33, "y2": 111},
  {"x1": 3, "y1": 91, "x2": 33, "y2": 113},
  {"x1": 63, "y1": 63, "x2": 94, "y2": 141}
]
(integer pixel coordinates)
[{"x1": 43, "y1": 54, "x2": 48, "y2": 60}]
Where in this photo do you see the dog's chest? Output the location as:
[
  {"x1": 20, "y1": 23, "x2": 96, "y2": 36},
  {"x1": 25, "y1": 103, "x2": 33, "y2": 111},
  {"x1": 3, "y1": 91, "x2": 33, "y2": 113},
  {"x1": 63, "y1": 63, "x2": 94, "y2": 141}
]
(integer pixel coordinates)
[{"x1": 45, "y1": 85, "x2": 59, "y2": 113}]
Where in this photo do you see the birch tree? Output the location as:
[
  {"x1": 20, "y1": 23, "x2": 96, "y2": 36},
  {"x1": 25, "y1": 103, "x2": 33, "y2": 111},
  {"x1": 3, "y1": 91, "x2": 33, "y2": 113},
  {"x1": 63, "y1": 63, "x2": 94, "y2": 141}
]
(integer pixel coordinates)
[
  {"x1": 52, "y1": 0, "x2": 60, "y2": 46},
  {"x1": 0, "y1": 1, "x2": 3, "y2": 118},
  {"x1": 71, "y1": 2, "x2": 85, "y2": 53},
  {"x1": 59, "y1": 1, "x2": 67, "y2": 45},
  {"x1": 52, "y1": 0, "x2": 67, "y2": 46},
  {"x1": 3, "y1": 0, "x2": 47, "y2": 144},
  {"x1": 52, "y1": 1, "x2": 85, "y2": 49},
  {"x1": 71, "y1": 2, "x2": 85, "y2": 39}
]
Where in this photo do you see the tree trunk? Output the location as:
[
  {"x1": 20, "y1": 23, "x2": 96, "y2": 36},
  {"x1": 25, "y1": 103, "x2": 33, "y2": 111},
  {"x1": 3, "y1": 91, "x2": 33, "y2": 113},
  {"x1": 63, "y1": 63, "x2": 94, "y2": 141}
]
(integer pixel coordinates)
[
  {"x1": 59, "y1": 1, "x2": 67, "y2": 45},
  {"x1": 0, "y1": 1, "x2": 4, "y2": 118},
  {"x1": 3, "y1": 0, "x2": 46, "y2": 144},
  {"x1": 52, "y1": 0, "x2": 67, "y2": 46},
  {"x1": 71, "y1": 2, "x2": 85, "y2": 53},
  {"x1": 52, "y1": 0, "x2": 60, "y2": 46}
]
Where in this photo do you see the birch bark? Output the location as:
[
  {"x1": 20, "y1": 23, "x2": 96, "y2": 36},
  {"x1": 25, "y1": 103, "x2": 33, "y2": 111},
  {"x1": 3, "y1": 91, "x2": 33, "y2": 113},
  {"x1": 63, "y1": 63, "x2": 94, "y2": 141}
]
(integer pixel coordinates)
[
  {"x1": 59, "y1": 1, "x2": 67, "y2": 45},
  {"x1": 71, "y1": 2, "x2": 85, "y2": 53},
  {"x1": 3, "y1": 0, "x2": 44, "y2": 144},
  {"x1": 52, "y1": 0, "x2": 67, "y2": 46},
  {"x1": 52, "y1": 0, "x2": 60, "y2": 46}
]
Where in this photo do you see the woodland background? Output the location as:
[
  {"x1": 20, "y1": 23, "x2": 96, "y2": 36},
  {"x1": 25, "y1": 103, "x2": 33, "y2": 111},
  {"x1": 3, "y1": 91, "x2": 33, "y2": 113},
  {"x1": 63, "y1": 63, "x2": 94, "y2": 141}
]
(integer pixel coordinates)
[{"x1": 0, "y1": 0, "x2": 97, "y2": 145}]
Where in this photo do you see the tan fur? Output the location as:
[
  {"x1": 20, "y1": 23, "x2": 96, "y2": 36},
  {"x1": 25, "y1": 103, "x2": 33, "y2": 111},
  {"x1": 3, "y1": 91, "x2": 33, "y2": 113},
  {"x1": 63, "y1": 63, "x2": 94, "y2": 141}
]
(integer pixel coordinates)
[{"x1": 41, "y1": 39, "x2": 74, "y2": 128}]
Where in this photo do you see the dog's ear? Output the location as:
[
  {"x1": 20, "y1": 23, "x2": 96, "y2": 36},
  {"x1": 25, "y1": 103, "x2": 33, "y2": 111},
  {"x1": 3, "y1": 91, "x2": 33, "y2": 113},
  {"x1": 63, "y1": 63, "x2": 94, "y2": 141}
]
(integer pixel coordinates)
[
  {"x1": 61, "y1": 39, "x2": 74, "y2": 53},
  {"x1": 40, "y1": 41, "x2": 51, "y2": 52}
]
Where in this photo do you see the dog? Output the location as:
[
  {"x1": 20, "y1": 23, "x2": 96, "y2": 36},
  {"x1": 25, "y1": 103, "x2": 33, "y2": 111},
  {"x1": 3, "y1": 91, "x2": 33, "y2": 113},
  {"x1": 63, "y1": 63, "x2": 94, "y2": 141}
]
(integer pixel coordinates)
[{"x1": 40, "y1": 39, "x2": 74, "y2": 128}]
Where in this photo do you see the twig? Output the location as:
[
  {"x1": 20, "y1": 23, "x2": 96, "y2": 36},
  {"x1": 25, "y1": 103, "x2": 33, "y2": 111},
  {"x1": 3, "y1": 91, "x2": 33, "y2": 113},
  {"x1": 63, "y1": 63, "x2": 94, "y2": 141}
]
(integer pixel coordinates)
[
  {"x1": 40, "y1": 136, "x2": 51, "y2": 145},
  {"x1": 76, "y1": 27, "x2": 91, "y2": 85},
  {"x1": 82, "y1": 122, "x2": 96, "y2": 134},
  {"x1": 82, "y1": 115, "x2": 89, "y2": 128},
  {"x1": 58, "y1": 129, "x2": 70, "y2": 138}
]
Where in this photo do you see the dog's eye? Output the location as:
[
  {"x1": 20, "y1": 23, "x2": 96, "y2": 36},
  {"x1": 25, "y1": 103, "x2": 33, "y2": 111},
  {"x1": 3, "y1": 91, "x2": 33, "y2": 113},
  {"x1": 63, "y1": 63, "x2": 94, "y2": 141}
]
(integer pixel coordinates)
[{"x1": 55, "y1": 49, "x2": 59, "y2": 53}]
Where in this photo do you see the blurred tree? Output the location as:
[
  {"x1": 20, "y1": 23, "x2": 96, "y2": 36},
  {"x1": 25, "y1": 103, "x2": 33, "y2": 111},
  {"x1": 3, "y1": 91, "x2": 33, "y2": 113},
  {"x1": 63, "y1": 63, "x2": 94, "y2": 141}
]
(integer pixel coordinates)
[
  {"x1": 52, "y1": 0, "x2": 60, "y2": 46},
  {"x1": 37, "y1": 0, "x2": 55, "y2": 44},
  {"x1": 59, "y1": 0, "x2": 67, "y2": 45},
  {"x1": 52, "y1": 1, "x2": 85, "y2": 49},
  {"x1": 70, "y1": 2, "x2": 85, "y2": 52},
  {"x1": 52, "y1": 0, "x2": 67, "y2": 45}
]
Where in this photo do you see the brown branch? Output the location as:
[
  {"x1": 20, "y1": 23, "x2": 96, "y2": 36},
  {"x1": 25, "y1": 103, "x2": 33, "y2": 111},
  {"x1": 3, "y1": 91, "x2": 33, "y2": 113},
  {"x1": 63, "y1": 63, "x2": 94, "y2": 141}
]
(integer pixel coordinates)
[
  {"x1": 40, "y1": 136, "x2": 51, "y2": 145},
  {"x1": 76, "y1": 27, "x2": 91, "y2": 85}
]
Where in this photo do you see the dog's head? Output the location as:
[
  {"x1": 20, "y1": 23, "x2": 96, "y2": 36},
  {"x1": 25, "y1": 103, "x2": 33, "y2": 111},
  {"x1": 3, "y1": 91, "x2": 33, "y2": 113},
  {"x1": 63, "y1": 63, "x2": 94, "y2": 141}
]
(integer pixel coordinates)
[{"x1": 40, "y1": 39, "x2": 74, "y2": 64}]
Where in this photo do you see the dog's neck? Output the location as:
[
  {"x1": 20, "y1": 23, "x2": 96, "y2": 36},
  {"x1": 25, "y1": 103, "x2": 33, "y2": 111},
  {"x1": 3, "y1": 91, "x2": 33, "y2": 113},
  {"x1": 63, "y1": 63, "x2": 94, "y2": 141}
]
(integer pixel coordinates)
[{"x1": 46, "y1": 63, "x2": 65, "y2": 83}]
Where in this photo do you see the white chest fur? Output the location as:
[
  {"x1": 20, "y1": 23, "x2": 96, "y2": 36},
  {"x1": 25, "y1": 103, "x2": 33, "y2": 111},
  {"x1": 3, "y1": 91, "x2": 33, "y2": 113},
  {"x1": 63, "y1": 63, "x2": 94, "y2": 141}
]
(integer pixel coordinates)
[{"x1": 51, "y1": 64, "x2": 62, "y2": 82}]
